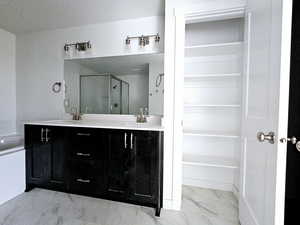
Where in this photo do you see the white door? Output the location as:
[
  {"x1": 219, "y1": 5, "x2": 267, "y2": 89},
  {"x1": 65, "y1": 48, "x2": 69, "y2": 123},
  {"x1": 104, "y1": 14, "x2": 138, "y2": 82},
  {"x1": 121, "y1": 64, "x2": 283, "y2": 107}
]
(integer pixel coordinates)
[{"x1": 239, "y1": 0, "x2": 293, "y2": 225}]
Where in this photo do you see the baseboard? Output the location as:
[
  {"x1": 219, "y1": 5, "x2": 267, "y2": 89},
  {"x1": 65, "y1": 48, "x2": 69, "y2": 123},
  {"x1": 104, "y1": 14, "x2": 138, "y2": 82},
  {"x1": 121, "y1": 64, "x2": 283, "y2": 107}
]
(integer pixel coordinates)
[
  {"x1": 183, "y1": 177, "x2": 233, "y2": 192},
  {"x1": 163, "y1": 199, "x2": 181, "y2": 211},
  {"x1": 232, "y1": 184, "x2": 239, "y2": 200},
  {"x1": 163, "y1": 199, "x2": 173, "y2": 210}
]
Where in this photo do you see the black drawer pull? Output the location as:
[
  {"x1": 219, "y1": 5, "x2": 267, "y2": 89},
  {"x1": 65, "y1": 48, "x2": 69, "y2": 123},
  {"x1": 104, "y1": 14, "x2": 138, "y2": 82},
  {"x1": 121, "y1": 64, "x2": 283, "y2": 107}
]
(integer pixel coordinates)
[
  {"x1": 76, "y1": 178, "x2": 91, "y2": 183},
  {"x1": 76, "y1": 152, "x2": 91, "y2": 157},
  {"x1": 77, "y1": 133, "x2": 91, "y2": 136}
]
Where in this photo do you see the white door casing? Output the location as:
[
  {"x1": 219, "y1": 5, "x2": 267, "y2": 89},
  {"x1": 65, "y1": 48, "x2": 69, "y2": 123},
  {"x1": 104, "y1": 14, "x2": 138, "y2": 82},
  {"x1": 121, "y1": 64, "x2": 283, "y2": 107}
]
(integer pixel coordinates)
[
  {"x1": 239, "y1": 1, "x2": 293, "y2": 225},
  {"x1": 172, "y1": 1, "x2": 292, "y2": 223}
]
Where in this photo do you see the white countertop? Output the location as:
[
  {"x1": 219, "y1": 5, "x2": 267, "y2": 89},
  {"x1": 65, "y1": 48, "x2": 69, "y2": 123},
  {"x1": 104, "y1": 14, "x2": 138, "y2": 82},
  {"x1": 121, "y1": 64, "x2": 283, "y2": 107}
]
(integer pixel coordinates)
[{"x1": 25, "y1": 120, "x2": 164, "y2": 131}]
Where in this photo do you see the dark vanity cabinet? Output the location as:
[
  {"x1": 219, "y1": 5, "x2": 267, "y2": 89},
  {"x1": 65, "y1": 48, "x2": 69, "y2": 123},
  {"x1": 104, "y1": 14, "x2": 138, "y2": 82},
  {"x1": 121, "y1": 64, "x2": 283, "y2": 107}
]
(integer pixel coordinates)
[
  {"x1": 106, "y1": 130, "x2": 128, "y2": 198},
  {"x1": 128, "y1": 131, "x2": 163, "y2": 214},
  {"x1": 106, "y1": 130, "x2": 163, "y2": 215},
  {"x1": 67, "y1": 128, "x2": 106, "y2": 195},
  {"x1": 25, "y1": 125, "x2": 66, "y2": 191},
  {"x1": 25, "y1": 125, "x2": 163, "y2": 216}
]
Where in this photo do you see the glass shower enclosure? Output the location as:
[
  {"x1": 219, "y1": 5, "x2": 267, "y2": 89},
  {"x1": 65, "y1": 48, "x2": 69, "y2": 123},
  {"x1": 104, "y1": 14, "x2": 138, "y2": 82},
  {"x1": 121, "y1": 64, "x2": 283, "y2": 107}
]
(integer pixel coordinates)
[{"x1": 80, "y1": 74, "x2": 129, "y2": 114}]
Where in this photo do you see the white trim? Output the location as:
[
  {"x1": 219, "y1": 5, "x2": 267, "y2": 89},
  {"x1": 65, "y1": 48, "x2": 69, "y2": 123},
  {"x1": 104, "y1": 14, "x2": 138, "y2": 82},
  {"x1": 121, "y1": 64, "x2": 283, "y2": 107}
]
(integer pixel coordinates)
[
  {"x1": 182, "y1": 161, "x2": 238, "y2": 169},
  {"x1": 182, "y1": 155, "x2": 238, "y2": 169},
  {"x1": 184, "y1": 104, "x2": 241, "y2": 108},
  {"x1": 185, "y1": 41, "x2": 243, "y2": 49},
  {"x1": 162, "y1": 199, "x2": 174, "y2": 210},
  {"x1": 64, "y1": 50, "x2": 164, "y2": 61},
  {"x1": 163, "y1": 199, "x2": 182, "y2": 211},
  {"x1": 170, "y1": 5, "x2": 246, "y2": 212},
  {"x1": 183, "y1": 178, "x2": 234, "y2": 192},
  {"x1": 171, "y1": 12, "x2": 185, "y2": 212},
  {"x1": 185, "y1": 41, "x2": 243, "y2": 57},
  {"x1": 183, "y1": 7, "x2": 245, "y2": 24},
  {"x1": 274, "y1": 0, "x2": 293, "y2": 224},
  {"x1": 185, "y1": 73, "x2": 241, "y2": 78},
  {"x1": 183, "y1": 130, "x2": 240, "y2": 138},
  {"x1": 232, "y1": 184, "x2": 239, "y2": 200},
  {"x1": 162, "y1": 6, "x2": 177, "y2": 208}
]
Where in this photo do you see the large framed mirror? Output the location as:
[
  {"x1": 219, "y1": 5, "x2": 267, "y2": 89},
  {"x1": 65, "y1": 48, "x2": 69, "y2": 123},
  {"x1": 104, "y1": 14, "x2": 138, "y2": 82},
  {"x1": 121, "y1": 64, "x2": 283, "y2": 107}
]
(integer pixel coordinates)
[{"x1": 64, "y1": 53, "x2": 164, "y2": 115}]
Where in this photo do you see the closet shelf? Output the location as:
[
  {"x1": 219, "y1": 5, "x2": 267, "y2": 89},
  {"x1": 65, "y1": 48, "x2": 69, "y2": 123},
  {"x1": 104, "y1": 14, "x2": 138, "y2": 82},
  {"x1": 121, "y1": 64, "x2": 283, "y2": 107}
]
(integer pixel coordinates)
[
  {"x1": 184, "y1": 104, "x2": 240, "y2": 108},
  {"x1": 185, "y1": 41, "x2": 243, "y2": 57},
  {"x1": 184, "y1": 85, "x2": 239, "y2": 89},
  {"x1": 182, "y1": 155, "x2": 238, "y2": 169},
  {"x1": 183, "y1": 129, "x2": 240, "y2": 138},
  {"x1": 184, "y1": 73, "x2": 241, "y2": 78}
]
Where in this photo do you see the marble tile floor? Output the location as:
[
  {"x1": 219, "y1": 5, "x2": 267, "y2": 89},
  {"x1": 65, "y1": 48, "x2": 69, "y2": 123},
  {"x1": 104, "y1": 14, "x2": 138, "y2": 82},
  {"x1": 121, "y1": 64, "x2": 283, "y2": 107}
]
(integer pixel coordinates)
[{"x1": 0, "y1": 185, "x2": 239, "y2": 225}]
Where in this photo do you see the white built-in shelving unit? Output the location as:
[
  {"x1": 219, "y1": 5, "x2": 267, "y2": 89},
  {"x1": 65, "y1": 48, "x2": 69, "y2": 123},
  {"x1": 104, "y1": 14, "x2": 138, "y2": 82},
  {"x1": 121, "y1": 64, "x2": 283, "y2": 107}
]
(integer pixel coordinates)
[{"x1": 182, "y1": 17, "x2": 244, "y2": 191}]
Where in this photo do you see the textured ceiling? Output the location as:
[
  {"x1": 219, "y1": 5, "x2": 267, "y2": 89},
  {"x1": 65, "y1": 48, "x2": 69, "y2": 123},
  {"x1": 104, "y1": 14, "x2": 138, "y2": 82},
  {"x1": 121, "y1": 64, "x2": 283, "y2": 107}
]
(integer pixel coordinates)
[{"x1": 0, "y1": 0, "x2": 165, "y2": 34}]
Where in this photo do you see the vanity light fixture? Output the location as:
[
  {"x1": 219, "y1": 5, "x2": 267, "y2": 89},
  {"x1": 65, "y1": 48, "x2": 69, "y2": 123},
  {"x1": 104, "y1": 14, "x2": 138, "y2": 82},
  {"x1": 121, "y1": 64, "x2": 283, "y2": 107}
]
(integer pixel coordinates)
[
  {"x1": 125, "y1": 33, "x2": 160, "y2": 47},
  {"x1": 64, "y1": 41, "x2": 92, "y2": 53}
]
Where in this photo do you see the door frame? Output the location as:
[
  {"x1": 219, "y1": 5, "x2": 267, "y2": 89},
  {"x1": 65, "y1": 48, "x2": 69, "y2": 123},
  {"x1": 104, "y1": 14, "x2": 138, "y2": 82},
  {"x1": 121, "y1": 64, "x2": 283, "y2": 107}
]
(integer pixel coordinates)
[
  {"x1": 172, "y1": 6, "x2": 246, "y2": 210},
  {"x1": 172, "y1": 3, "x2": 293, "y2": 223}
]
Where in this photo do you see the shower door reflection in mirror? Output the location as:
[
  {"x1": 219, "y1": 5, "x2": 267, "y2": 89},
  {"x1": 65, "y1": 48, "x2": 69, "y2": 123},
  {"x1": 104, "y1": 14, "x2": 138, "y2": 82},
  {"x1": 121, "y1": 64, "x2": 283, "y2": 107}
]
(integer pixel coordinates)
[
  {"x1": 80, "y1": 75, "x2": 109, "y2": 114},
  {"x1": 109, "y1": 76, "x2": 129, "y2": 114},
  {"x1": 64, "y1": 53, "x2": 164, "y2": 115},
  {"x1": 80, "y1": 75, "x2": 129, "y2": 114}
]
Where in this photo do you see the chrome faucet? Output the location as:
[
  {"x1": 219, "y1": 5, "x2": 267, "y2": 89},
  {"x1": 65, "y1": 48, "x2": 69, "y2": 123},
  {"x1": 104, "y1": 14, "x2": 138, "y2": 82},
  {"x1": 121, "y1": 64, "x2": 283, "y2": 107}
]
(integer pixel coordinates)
[
  {"x1": 70, "y1": 107, "x2": 82, "y2": 121},
  {"x1": 136, "y1": 107, "x2": 148, "y2": 123}
]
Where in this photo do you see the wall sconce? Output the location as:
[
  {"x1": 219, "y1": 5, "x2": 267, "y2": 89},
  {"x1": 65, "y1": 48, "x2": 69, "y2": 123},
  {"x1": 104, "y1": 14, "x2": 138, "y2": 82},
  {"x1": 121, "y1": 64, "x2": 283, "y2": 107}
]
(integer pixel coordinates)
[
  {"x1": 64, "y1": 41, "x2": 92, "y2": 53},
  {"x1": 125, "y1": 33, "x2": 160, "y2": 47}
]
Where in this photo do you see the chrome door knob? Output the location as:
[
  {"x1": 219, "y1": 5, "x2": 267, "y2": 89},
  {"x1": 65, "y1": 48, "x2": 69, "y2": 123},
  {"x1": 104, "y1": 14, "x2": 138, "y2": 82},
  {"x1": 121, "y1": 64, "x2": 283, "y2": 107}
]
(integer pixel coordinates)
[{"x1": 257, "y1": 132, "x2": 275, "y2": 144}]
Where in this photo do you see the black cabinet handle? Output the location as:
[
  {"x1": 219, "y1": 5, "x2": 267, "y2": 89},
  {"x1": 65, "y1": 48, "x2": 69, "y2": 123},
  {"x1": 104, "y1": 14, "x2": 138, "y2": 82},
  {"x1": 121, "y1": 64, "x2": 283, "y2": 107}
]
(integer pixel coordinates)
[
  {"x1": 76, "y1": 152, "x2": 91, "y2": 157},
  {"x1": 77, "y1": 133, "x2": 91, "y2": 136},
  {"x1": 76, "y1": 178, "x2": 91, "y2": 183}
]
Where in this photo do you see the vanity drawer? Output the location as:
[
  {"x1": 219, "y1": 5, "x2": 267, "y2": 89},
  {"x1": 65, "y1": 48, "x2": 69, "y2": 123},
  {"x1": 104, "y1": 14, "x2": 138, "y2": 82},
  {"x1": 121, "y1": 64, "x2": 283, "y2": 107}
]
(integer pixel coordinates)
[
  {"x1": 69, "y1": 161, "x2": 101, "y2": 194},
  {"x1": 68, "y1": 128, "x2": 105, "y2": 160}
]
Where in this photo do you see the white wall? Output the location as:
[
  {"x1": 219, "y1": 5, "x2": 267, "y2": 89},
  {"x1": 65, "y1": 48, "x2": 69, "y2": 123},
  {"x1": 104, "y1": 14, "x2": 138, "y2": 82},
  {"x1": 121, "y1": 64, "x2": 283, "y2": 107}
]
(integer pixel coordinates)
[
  {"x1": 0, "y1": 28, "x2": 16, "y2": 136},
  {"x1": 16, "y1": 16, "x2": 164, "y2": 134}
]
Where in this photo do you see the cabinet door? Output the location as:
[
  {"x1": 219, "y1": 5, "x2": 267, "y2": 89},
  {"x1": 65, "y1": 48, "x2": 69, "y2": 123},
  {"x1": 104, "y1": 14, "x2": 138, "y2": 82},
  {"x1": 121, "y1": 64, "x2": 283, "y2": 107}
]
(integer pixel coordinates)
[
  {"x1": 48, "y1": 127, "x2": 66, "y2": 189},
  {"x1": 25, "y1": 125, "x2": 67, "y2": 190},
  {"x1": 106, "y1": 130, "x2": 128, "y2": 198},
  {"x1": 128, "y1": 131, "x2": 159, "y2": 204},
  {"x1": 25, "y1": 125, "x2": 51, "y2": 187}
]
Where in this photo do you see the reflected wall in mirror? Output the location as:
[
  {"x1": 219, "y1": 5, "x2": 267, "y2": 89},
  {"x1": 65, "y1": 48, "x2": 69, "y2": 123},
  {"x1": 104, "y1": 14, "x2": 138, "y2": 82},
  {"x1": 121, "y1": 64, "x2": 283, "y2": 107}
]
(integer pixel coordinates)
[{"x1": 64, "y1": 53, "x2": 164, "y2": 115}]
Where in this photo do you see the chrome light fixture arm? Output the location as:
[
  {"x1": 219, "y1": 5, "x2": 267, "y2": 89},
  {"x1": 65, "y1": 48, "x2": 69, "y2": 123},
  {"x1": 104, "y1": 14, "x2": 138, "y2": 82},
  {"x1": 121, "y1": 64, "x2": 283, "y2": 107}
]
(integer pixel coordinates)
[{"x1": 125, "y1": 33, "x2": 160, "y2": 47}]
